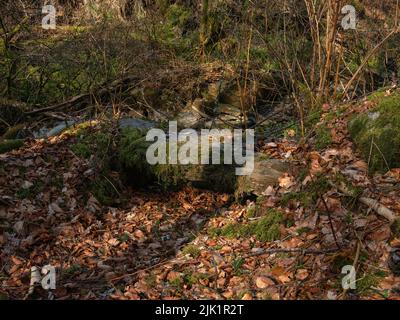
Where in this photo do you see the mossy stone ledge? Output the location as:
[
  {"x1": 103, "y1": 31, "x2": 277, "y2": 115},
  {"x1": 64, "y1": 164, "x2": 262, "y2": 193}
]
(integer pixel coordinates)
[{"x1": 349, "y1": 90, "x2": 400, "y2": 173}]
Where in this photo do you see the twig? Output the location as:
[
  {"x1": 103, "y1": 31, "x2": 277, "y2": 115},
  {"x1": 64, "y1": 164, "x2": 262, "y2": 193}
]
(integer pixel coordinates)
[
  {"x1": 247, "y1": 247, "x2": 339, "y2": 257},
  {"x1": 344, "y1": 27, "x2": 399, "y2": 95},
  {"x1": 332, "y1": 181, "x2": 396, "y2": 224},
  {"x1": 320, "y1": 194, "x2": 341, "y2": 249},
  {"x1": 340, "y1": 241, "x2": 361, "y2": 299}
]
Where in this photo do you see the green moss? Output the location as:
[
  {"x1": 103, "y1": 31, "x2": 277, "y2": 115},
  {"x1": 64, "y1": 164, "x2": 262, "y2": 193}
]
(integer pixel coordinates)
[
  {"x1": 166, "y1": 4, "x2": 192, "y2": 28},
  {"x1": 145, "y1": 274, "x2": 157, "y2": 287},
  {"x1": 182, "y1": 244, "x2": 201, "y2": 258},
  {"x1": 296, "y1": 227, "x2": 311, "y2": 235},
  {"x1": 0, "y1": 139, "x2": 24, "y2": 154},
  {"x1": 349, "y1": 90, "x2": 400, "y2": 173},
  {"x1": 63, "y1": 264, "x2": 83, "y2": 277},
  {"x1": 281, "y1": 174, "x2": 329, "y2": 209},
  {"x1": 118, "y1": 128, "x2": 150, "y2": 169},
  {"x1": 71, "y1": 129, "x2": 111, "y2": 160},
  {"x1": 183, "y1": 272, "x2": 209, "y2": 286},
  {"x1": 245, "y1": 205, "x2": 257, "y2": 218},
  {"x1": 334, "y1": 173, "x2": 363, "y2": 200},
  {"x1": 168, "y1": 277, "x2": 182, "y2": 290},
  {"x1": 356, "y1": 272, "x2": 383, "y2": 295},
  {"x1": 71, "y1": 142, "x2": 91, "y2": 158},
  {"x1": 1, "y1": 124, "x2": 25, "y2": 140},
  {"x1": 64, "y1": 121, "x2": 96, "y2": 137},
  {"x1": 350, "y1": 0, "x2": 365, "y2": 14},
  {"x1": 70, "y1": 126, "x2": 122, "y2": 205},
  {"x1": 118, "y1": 233, "x2": 130, "y2": 243},
  {"x1": 280, "y1": 192, "x2": 312, "y2": 207},
  {"x1": 217, "y1": 209, "x2": 284, "y2": 242},
  {"x1": 315, "y1": 125, "x2": 332, "y2": 150}
]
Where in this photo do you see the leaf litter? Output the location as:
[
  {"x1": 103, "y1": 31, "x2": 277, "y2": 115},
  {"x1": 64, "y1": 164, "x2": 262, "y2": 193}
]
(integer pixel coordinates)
[{"x1": 1, "y1": 101, "x2": 400, "y2": 300}]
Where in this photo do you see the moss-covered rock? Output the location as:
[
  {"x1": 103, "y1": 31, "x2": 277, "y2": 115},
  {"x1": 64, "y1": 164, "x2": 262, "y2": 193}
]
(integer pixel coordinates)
[
  {"x1": 0, "y1": 139, "x2": 24, "y2": 154},
  {"x1": 118, "y1": 127, "x2": 237, "y2": 192},
  {"x1": 118, "y1": 127, "x2": 156, "y2": 186},
  {"x1": 1, "y1": 124, "x2": 26, "y2": 140},
  {"x1": 349, "y1": 90, "x2": 400, "y2": 173}
]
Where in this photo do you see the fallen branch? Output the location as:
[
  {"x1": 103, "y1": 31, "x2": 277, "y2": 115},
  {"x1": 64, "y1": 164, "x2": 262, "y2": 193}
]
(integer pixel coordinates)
[
  {"x1": 333, "y1": 182, "x2": 396, "y2": 224},
  {"x1": 358, "y1": 197, "x2": 396, "y2": 224},
  {"x1": 26, "y1": 75, "x2": 140, "y2": 116},
  {"x1": 247, "y1": 247, "x2": 339, "y2": 257}
]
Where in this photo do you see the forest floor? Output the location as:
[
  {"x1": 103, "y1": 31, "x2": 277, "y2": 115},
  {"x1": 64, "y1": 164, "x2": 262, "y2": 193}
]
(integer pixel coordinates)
[{"x1": 1, "y1": 93, "x2": 400, "y2": 300}]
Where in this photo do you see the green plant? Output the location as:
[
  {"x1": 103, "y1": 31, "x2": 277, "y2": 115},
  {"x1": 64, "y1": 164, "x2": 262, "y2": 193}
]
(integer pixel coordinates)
[
  {"x1": 232, "y1": 257, "x2": 245, "y2": 275},
  {"x1": 182, "y1": 245, "x2": 201, "y2": 258},
  {"x1": 217, "y1": 209, "x2": 284, "y2": 242},
  {"x1": 118, "y1": 233, "x2": 130, "y2": 243},
  {"x1": 356, "y1": 271, "x2": 385, "y2": 295},
  {"x1": 315, "y1": 125, "x2": 332, "y2": 150},
  {"x1": 296, "y1": 227, "x2": 311, "y2": 235}
]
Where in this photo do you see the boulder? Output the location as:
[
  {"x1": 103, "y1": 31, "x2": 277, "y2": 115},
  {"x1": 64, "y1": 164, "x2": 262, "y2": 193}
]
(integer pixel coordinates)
[
  {"x1": 118, "y1": 118, "x2": 156, "y2": 130},
  {"x1": 349, "y1": 89, "x2": 400, "y2": 173},
  {"x1": 236, "y1": 156, "x2": 289, "y2": 196},
  {"x1": 176, "y1": 99, "x2": 208, "y2": 129}
]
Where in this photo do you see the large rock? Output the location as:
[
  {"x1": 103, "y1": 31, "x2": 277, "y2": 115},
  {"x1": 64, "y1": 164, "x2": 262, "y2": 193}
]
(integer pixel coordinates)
[
  {"x1": 236, "y1": 157, "x2": 289, "y2": 196},
  {"x1": 176, "y1": 99, "x2": 209, "y2": 129},
  {"x1": 349, "y1": 89, "x2": 400, "y2": 173},
  {"x1": 119, "y1": 118, "x2": 156, "y2": 130}
]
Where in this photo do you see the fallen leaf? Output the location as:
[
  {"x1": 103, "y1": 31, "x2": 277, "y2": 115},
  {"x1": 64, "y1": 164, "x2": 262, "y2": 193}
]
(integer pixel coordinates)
[
  {"x1": 296, "y1": 269, "x2": 309, "y2": 281},
  {"x1": 241, "y1": 293, "x2": 253, "y2": 300},
  {"x1": 255, "y1": 276, "x2": 274, "y2": 289}
]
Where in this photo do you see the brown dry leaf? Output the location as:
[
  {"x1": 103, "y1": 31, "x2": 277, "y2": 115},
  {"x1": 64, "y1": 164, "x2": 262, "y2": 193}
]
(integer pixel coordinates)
[
  {"x1": 134, "y1": 229, "x2": 145, "y2": 239},
  {"x1": 309, "y1": 153, "x2": 323, "y2": 174},
  {"x1": 387, "y1": 168, "x2": 400, "y2": 181},
  {"x1": 262, "y1": 185, "x2": 275, "y2": 196},
  {"x1": 286, "y1": 129, "x2": 296, "y2": 138},
  {"x1": 326, "y1": 197, "x2": 341, "y2": 212},
  {"x1": 166, "y1": 271, "x2": 181, "y2": 282},
  {"x1": 278, "y1": 274, "x2": 291, "y2": 284},
  {"x1": 222, "y1": 291, "x2": 233, "y2": 299},
  {"x1": 296, "y1": 269, "x2": 309, "y2": 281},
  {"x1": 369, "y1": 225, "x2": 391, "y2": 242},
  {"x1": 279, "y1": 174, "x2": 295, "y2": 189},
  {"x1": 281, "y1": 237, "x2": 304, "y2": 249},
  {"x1": 48, "y1": 202, "x2": 63, "y2": 214},
  {"x1": 220, "y1": 246, "x2": 232, "y2": 254},
  {"x1": 107, "y1": 238, "x2": 120, "y2": 246},
  {"x1": 353, "y1": 160, "x2": 368, "y2": 172},
  {"x1": 255, "y1": 276, "x2": 274, "y2": 289},
  {"x1": 241, "y1": 293, "x2": 253, "y2": 300}
]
